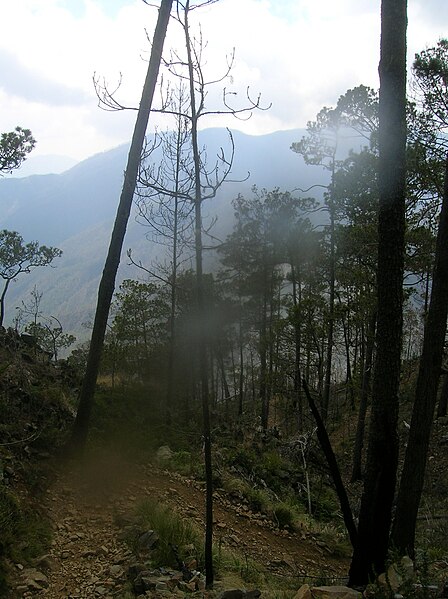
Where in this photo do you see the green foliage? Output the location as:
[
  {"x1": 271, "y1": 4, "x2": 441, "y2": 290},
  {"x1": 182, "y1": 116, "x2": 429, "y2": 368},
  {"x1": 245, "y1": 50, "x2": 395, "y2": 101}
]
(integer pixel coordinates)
[
  {"x1": 0, "y1": 230, "x2": 62, "y2": 280},
  {"x1": 67, "y1": 341, "x2": 89, "y2": 376},
  {"x1": 104, "y1": 279, "x2": 169, "y2": 381},
  {"x1": 272, "y1": 503, "x2": 295, "y2": 529},
  {"x1": 0, "y1": 485, "x2": 51, "y2": 589},
  {"x1": 24, "y1": 319, "x2": 76, "y2": 360},
  {"x1": 134, "y1": 498, "x2": 202, "y2": 568},
  {"x1": 230, "y1": 446, "x2": 258, "y2": 473},
  {"x1": 222, "y1": 474, "x2": 271, "y2": 514},
  {"x1": 311, "y1": 485, "x2": 339, "y2": 521},
  {"x1": 0, "y1": 127, "x2": 35, "y2": 174},
  {"x1": 168, "y1": 451, "x2": 194, "y2": 475},
  {"x1": 0, "y1": 230, "x2": 62, "y2": 325},
  {"x1": 222, "y1": 551, "x2": 262, "y2": 585},
  {"x1": 245, "y1": 487, "x2": 270, "y2": 513},
  {"x1": 0, "y1": 486, "x2": 21, "y2": 552},
  {"x1": 413, "y1": 39, "x2": 448, "y2": 136},
  {"x1": 291, "y1": 85, "x2": 379, "y2": 168},
  {"x1": 14, "y1": 286, "x2": 76, "y2": 359}
]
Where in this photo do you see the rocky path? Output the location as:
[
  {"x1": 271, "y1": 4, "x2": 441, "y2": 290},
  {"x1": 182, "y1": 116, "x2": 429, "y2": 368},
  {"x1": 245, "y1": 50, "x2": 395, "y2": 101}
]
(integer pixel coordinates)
[{"x1": 12, "y1": 453, "x2": 349, "y2": 598}]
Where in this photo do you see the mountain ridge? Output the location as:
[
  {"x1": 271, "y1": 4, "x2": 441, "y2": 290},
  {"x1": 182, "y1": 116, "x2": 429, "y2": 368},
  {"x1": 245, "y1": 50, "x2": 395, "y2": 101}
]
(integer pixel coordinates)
[{"x1": 0, "y1": 127, "x2": 324, "y2": 339}]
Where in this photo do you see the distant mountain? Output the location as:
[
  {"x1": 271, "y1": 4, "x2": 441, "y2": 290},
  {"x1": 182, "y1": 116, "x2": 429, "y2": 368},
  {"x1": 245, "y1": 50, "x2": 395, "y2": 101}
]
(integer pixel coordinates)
[
  {"x1": 0, "y1": 127, "x2": 328, "y2": 340},
  {"x1": 3, "y1": 154, "x2": 78, "y2": 178}
]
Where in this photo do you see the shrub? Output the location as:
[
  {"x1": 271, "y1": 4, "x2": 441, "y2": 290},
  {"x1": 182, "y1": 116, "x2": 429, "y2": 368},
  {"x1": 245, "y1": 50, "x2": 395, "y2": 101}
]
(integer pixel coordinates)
[
  {"x1": 0, "y1": 485, "x2": 51, "y2": 591},
  {"x1": 134, "y1": 498, "x2": 202, "y2": 568},
  {"x1": 272, "y1": 502, "x2": 295, "y2": 530},
  {"x1": 246, "y1": 487, "x2": 270, "y2": 513}
]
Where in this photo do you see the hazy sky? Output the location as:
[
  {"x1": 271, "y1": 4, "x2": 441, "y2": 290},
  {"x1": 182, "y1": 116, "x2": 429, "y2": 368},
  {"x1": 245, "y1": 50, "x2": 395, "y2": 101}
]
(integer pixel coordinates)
[{"x1": 1, "y1": 0, "x2": 447, "y2": 163}]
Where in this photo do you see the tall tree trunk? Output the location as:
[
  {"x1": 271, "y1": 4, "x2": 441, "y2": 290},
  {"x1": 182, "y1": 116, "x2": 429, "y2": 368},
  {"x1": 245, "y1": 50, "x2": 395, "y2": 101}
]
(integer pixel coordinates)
[
  {"x1": 165, "y1": 124, "x2": 184, "y2": 426},
  {"x1": 183, "y1": 4, "x2": 214, "y2": 586},
  {"x1": 0, "y1": 278, "x2": 11, "y2": 327},
  {"x1": 341, "y1": 309, "x2": 355, "y2": 410},
  {"x1": 217, "y1": 346, "x2": 231, "y2": 406},
  {"x1": 349, "y1": 0, "x2": 407, "y2": 586},
  {"x1": 351, "y1": 310, "x2": 376, "y2": 482},
  {"x1": 69, "y1": 0, "x2": 172, "y2": 452},
  {"x1": 238, "y1": 313, "x2": 244, "y2": 417},
  {"x1": 291, "y1": 264, "x2": 303, "y2": 430},
  {"x1": 260, "y1": 266, "x2": 269, "y2": 430},
  {"x1": 302, "y1": 379, "x2": 358, "y2": 548},
  {"x1": 322, "y1": 155, "x2": 337, "y2": 421},
  {"x1": 391, "y1": 154, "x2": 448, "y2": 556}
]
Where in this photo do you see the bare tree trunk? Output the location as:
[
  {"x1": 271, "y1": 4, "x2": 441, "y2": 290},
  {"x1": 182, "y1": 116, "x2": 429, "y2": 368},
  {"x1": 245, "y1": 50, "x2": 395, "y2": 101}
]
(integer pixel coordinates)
[
  {"x1": 392, "y1": 154, "x2": 448, "y2": 556},
  {"x1": 165, "y1": 127, "x2": 184, "y2": 425},
  {"x1": 349, "y1": 0, "x2": 407, "y2": 585},
  {"x1": 260, "y1": 264, "x2": 269, "y2": 430},
  {"x1": 0, "y1": 278, "x2": 11, "y2": 327},
  {"x1": 341, "y1": 310, "x2": 355, "y2": 410},
  {"x1": 69, "y1": 0, "x2": 173, "y2": 453},
  {"x1": 291, "y1": 264, "x2": 303, "y2": 430},
  {"x1": 302, "y1": 379, "x2": 358, "y2": 548},
  {"x1": 322, "y1": 157, "x2": 337, "y2": 421},
  {"x1": 217, "y1": 346, "x2": 231, "y2": 409},
  {"x1": 238, "y1": 315, "x2": 244, "y2": 417},
  {"x1": 183, "y1": 4, "x2": 214, "y2": 586},
  {"x1": 351, "y1": 311, "x2": 376, "y2": 482}
]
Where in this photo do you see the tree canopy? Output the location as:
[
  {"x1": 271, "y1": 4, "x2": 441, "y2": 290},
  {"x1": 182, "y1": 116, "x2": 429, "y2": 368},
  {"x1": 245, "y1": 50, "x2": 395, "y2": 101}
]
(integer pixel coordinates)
[{"x1": 0, "y1": 127, "x2": 36, "y2": 174}]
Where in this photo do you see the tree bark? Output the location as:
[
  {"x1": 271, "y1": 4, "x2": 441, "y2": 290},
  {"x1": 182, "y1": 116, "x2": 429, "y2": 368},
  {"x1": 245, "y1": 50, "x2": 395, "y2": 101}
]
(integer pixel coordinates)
[
  {"x1": 183, "y1": 2, "x2": 214, "y2": 586},
  {"x1": 349, "y1": 0, "x2": 407, "y2": 586},
  {"x1": 351, "y1": 311, "x2": 376, "y2": 482},
  {"x1": 69, "y1": 0, "x2": 173, "y2": 452},
  {"x1": 291, "y1": 264, "x2": 303, "y2": 430},
  {"x1": 238, "y1": 314, "x2": 244, "y2": 417},
  {"x1": 0, "y1": 278, "x2": 11, "y2": 327},
  {"x1": 165, "y1": 124, "x2": 184, "y2": 426},
  {"x1": 260, "y1": 263, "x2": 269, "y2": 430},
  {"x1": 391, "y1": 154, "x2": 448, "y2": 556},
  {"x1": 322, "y1": 167, "x2": 337, "y2": 422},
  {"x1": 302, "y1": 379, "x2": 358, "y2": 548}
]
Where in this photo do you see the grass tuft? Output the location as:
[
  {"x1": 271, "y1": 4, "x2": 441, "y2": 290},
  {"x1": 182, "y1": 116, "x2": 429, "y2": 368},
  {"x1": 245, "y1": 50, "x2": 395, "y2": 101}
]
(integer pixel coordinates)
[{"x1": 134, "y1": 498, "x2": 202, "y2": 568}]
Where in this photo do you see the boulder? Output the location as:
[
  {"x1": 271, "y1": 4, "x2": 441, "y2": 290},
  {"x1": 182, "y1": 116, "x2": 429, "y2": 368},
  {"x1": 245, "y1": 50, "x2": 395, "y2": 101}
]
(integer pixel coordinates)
[
  {"x1": 293, "y1": 584, "x2": 312, "y2": 599},
  {"x1": 22, "y1": 568, "x2": 49, "y2": 588},
  {"x1": 137, "y1": 529, "x2": 160, "y2": 551},
  {"x1": 378, "y1": 556, "x2": 415, "y2": 594},
  {"x1": 309, "y1": 586, "x2": 361, "y2": 599},
  {"x1": 218, "y1": 592, "x2": 246, "y2": 599},
  {"x1": 217, "y1": 590, "x2": 261, "y2": 599}
]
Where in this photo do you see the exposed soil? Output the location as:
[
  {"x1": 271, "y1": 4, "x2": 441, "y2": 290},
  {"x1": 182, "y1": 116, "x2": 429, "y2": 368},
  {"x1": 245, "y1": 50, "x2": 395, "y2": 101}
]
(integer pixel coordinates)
[{"x1": 10, "y1": 452, "x2": 350, "y2": 598}]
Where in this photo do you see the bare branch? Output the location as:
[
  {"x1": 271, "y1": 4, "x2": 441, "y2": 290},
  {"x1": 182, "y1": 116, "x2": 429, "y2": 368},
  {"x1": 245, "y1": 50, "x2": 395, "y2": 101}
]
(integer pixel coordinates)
[{"x1": 93, "y1": 72, "x2": 139, "y2": 111}]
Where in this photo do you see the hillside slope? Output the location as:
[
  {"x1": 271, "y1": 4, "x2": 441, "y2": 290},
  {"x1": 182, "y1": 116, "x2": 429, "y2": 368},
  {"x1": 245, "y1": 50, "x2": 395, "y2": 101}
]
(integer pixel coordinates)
[{"x1": 0, "y1": 127, "x2": 325, "y2": 337}]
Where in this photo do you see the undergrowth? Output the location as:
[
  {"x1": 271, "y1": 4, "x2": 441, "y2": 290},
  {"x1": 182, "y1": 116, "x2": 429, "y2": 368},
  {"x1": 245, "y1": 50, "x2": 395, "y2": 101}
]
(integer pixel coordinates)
[
  {"x1": 0, "y1": 484, "x2": 51, "y2": 592},
  {"x1": 130, "y1": 496, "x2": 281, "y2": 585},
  {"x1": 133, "y1": 498, "x2": 202, "y2": 569}
]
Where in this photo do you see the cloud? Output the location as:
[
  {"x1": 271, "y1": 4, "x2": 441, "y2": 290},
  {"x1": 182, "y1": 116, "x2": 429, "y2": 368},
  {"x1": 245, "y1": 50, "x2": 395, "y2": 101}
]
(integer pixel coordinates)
[
  {"x1": 0, "y1": 48, "x2": 89, "y2": 106},
  {"x1": 411, "y1": 0, "x2": 448, "y2": 29},
  {"x1": 0, "y1": 0, "x2": 447, "y2": 164}
]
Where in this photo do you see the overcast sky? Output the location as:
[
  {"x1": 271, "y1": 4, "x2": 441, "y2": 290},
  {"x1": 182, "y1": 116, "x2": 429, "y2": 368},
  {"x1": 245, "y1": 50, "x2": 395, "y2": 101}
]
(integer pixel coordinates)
[{"x1": 1, "y1": 0, "x2": 447, "y2": 165}]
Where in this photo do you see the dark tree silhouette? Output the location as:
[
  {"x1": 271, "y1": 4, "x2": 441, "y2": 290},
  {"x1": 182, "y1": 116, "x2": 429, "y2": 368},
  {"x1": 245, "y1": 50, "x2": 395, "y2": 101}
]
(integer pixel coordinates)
[
  {"x1": 349, "y1": 0, "x2": 407, "y2": 586},
  {"x1": 69, "y1": 0, "x2": 173, "y2": 452},
  {"x1": 391, "y1": 154, "x2": 448, "y2": 556}
]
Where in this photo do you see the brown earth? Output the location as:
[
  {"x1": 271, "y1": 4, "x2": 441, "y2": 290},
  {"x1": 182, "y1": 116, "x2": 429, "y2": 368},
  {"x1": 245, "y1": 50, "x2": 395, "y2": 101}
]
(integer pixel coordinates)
[{"x1": 10, "y1": 452, "x2": 350, "y2": 598}]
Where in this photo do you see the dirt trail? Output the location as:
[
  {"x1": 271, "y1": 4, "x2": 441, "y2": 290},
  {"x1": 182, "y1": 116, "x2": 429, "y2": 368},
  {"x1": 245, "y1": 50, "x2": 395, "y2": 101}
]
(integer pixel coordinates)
[{"x1": 12, "y1": 454, "x2": 349, "y2": 598}]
